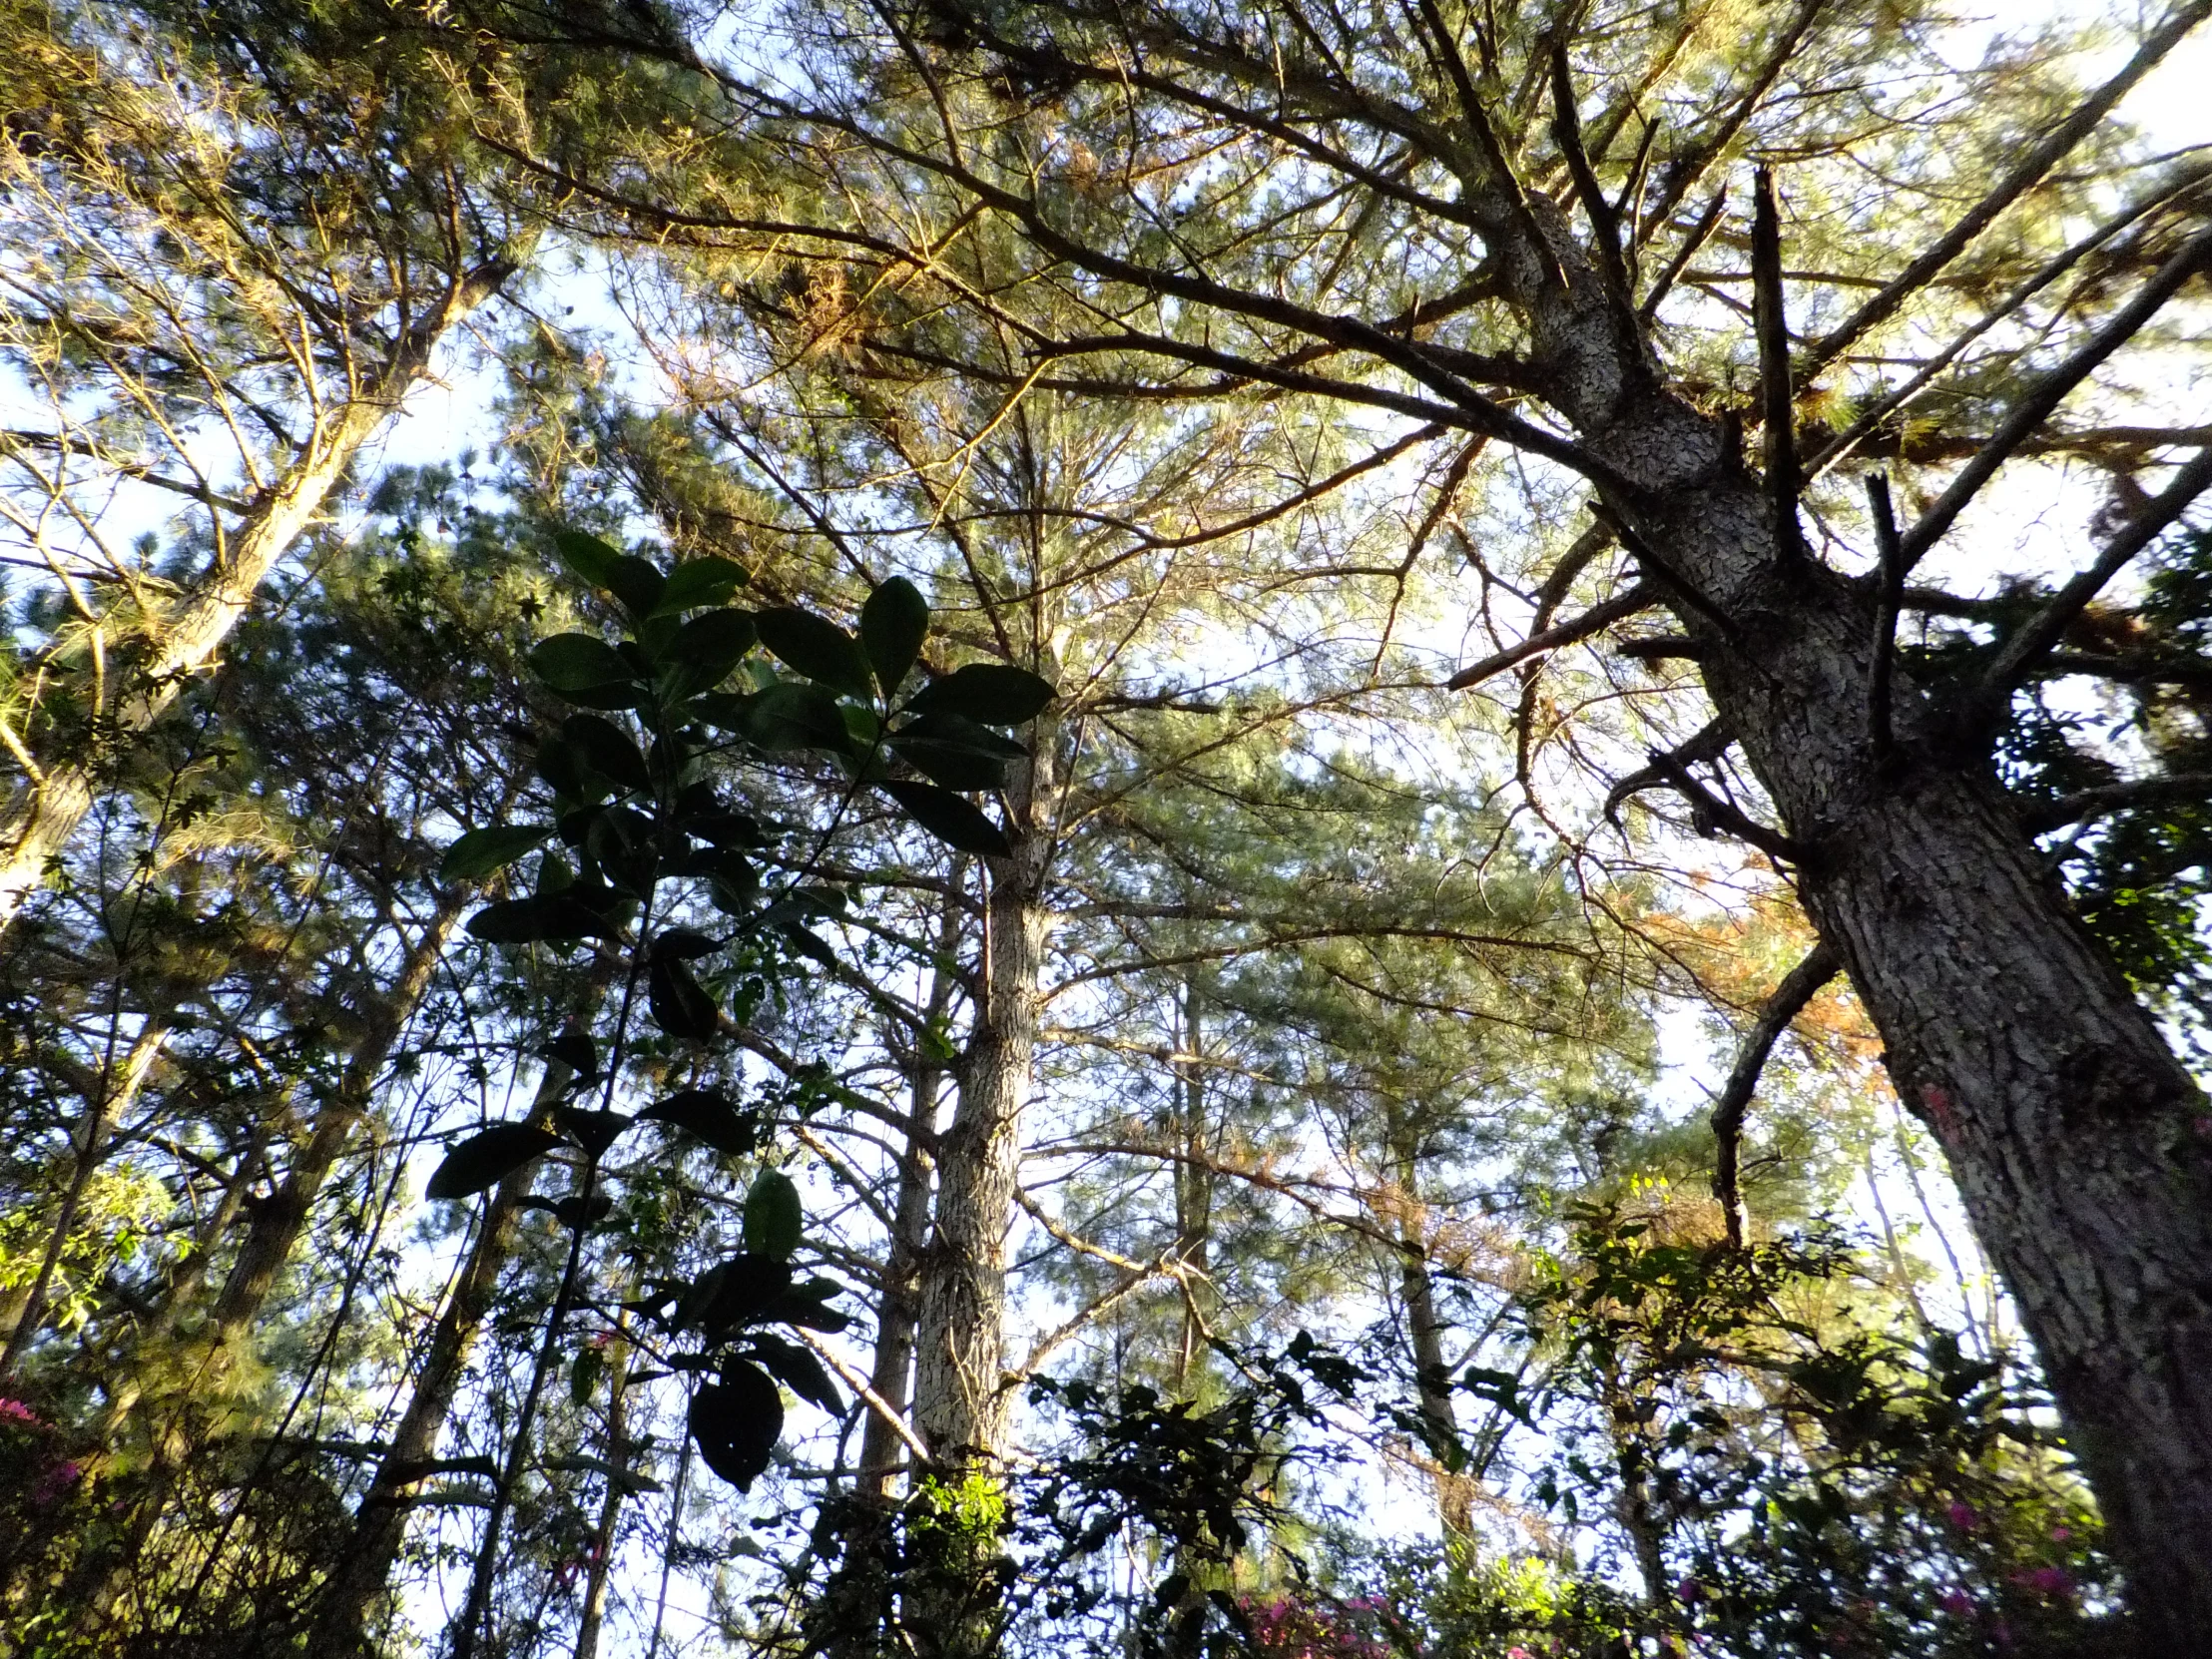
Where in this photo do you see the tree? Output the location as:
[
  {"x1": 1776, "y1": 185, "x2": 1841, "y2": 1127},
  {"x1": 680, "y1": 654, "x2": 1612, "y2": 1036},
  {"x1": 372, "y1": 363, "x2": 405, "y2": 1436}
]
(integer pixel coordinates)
[{"x1": 459, "y1": 0, "x2": 2212, "y2": 1633}]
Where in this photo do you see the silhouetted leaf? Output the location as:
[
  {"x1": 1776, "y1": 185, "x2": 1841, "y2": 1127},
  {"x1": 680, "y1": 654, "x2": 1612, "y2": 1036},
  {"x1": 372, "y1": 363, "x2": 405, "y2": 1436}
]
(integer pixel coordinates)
[
  {"x1": 654, "y1": 556, "x2": 749, "y2": 614},
  {"x1": 736, "y1": 683, "x2": 855, "y2": 755},
  {"x1": 553, "y1": 529, "x2": 624, "y2": 590},
  {"x1": 529, "y1": 634, "x2": 635, "y2": 696},
  {"x1": 562, "y1": 713, "x2": 651, "y2": 794},
  {"x1": 691, "y1": 1362, "x2": 783, "y2": 1491},
  {"x1": 860, "y1": 577, "x2": 929, "y2": 696},
  {"x1": 904, "y1": 663, "x2": 1055, "y2": 725},
  {"x1": 466, "y1": 894, "x2": 622, "y2": 944},
  {"x1": 440, "y1": 825, "x2": 550, "y2": 882},
  {"x1": 877, "y1": 780, "x2": 1012, "y2": 856},
  {"x1": 743, "y1": 1169, "x2": 803, "y2": 1261},
  {"x1": 639, "y1": 1087, "x2": 760, "y2": 1157},
  {"x1": 661, "y1": 607, "x2": 759, "y2": 700},
  {"x1": 754, "y1": 608, "x2": 872, "y2": 698},
  {"x1": 649, "y1": 956, "x2": 721, "y2": 1040},
  {"x1": 554, "y1": 1107, "x2": 632, "y2": 1158},
  {"x1": 604, "y1": 554, "x2": 666, "y2": 618},
  {"x1": 536, "y1": 1031, "x2": 598, "y2": 1083},
  {"x1": 749, "y1": 1333, "x2": 843, "y2": 1414},
  {"x1": 426, "y1": 1124, "x2": 563, "y2": 1200}
]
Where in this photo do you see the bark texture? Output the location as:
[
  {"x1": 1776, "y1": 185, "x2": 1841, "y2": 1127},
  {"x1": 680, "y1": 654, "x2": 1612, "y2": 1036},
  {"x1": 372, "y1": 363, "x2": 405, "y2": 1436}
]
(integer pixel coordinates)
[{"x1": 1512, "y1": 226, "x2": 2212, "y2": 1640}]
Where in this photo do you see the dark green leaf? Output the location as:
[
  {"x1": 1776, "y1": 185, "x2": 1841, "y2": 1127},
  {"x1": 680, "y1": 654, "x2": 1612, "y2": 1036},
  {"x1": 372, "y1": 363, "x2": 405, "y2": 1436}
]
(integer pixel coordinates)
[
  {"x1": 895, "y1": 711, "x2": 1026, "y2": 758},
  {"x1": 466, "y1": 894, "x2": 622, "y2": 944},
  {"x1": 661, "y1": 608, "x2": 759, "y2": 700},
  {"x1": 903, "y1": 663, "x2": 1056, "y2": 725},
  {"x1": 655, "y1": 556, "x2": 750, "y2": 614},
  {"x1": 440, "y1": 825, "x2": 550, "y2": 883},
  {"x1": 554, "y1": 1107, "x2": 632, "y2": 1158},
  {"x1": 653, "y1": 926, "x2": 718, "y2": 960},
  {"x1": 754, "y1": 608, "x2": 873, "y2": 699},
  {"x1": 749, "y1": 1333, "x2": 843, "y2": 1414},
  {"x1": 537, "y1": 737, "x2": 600, "y2": 804},
  {"x1": 529, "y1": 634, "x2": 636, "y2": 696},
  {"x1": 860, "y1": 577, "x2": 929, "y2": 696},
  {"x1": 690, "y1": 1362, "x2": 783, "y2": 1491},
  {"x1": 562, "y1": 714, "x2": 651, "y2": 794},
  {"x1": 639, "y1": 1087, "x2": 760, "y2": 1157},
  {"x1": 887, "y1": 735, "x2": 1012, "y2": 791},
  {"x1": 649, "y1": 956, "x2": 721, "y2": 1041},
  {"x1": 694, "y1": 1254, "x2": 794, "y2": 1335},
  {"x1": 877, "y1": 780, "x2": 1012, "y2": 857},
  {"x1": 743, "y1": 1168, "x2": 803, "y2": 1261},
  {"x1": 426, "y1": 1124, "x2": 563, "y2": 1201},
  {"x1": 774, "y1": 920, "x2": 836, "y2": 967},
  {"x1": 606, "y1": 554, "x2": 667, "y2": 618},
  {"x1": 553, "y1": 529, "x2": 624, "y2": 590},
  {"x1": 536, "y1": 1031, "x2": 599, "y2": 1084},
  {"x1": 740, "y1": 683, "x2": 855, "y2": 755},
  {"x1": 768, "y1": 1277, "x2": 852, "y2": 1334},
  {"x1": 685, "y1": 811, "x2": 764, "y2": 850}
]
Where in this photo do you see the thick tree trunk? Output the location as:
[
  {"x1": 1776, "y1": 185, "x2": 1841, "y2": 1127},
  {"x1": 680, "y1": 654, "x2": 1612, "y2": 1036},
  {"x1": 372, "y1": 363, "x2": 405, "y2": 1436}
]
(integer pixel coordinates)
[
  {"x1": 1397, "y1": 1224, "x2": 1471, "y2": 1537},
  {"x1": 0, "y1": 257, "x2": 513, "y2": 932},
  {"x1": 911, "y1": 751, "x2": 1053, "y2": 1469},
  {"x1": 1521, "y1": 258, "x2": 2212, "y2": 1637}
]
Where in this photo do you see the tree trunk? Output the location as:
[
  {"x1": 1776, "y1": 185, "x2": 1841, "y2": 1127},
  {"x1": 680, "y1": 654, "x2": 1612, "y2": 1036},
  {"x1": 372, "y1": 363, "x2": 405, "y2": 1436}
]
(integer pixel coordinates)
[
  {"x1": 572, "y1": 1320, "x2": 633, "y2": 1659},
  {"x1": 0, "y1": 256, "x2": 514, "y2": 933},
  {"x1": 1512, "y1": 241, "x2": 2212, "y2": 1640},
  {"x1": 0, "y1": 1019, "x2": 168, "y2": 1381},
  {"x1": 1397, "y1": 1227, "x2": 1471, "y2": 1537},
  {"x1": 911, "y1": 748, "x2": 1053, "y2": 1469},
  {"x1": 206, "y1": 896, "x2": 465, "y2": 1363},
  {"x1": 309, "y1": 1164, "x2": 534, "y2": 1655}
]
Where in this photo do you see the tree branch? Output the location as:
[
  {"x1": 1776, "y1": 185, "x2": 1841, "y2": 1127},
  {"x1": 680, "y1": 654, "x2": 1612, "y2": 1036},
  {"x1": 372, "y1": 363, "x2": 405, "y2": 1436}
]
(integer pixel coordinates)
[
  {"x1": 1752, "y1": 168, "x2": 1802, "y2": 565},
  {"x1": 1866, "y1": 473, "x2": 1907, "y2": 764},
  {"x1": 1648, "y1": 747, "x2": 1806, "y2": 862},
  {"x1": 2017, "y1": 772, "x2": 2212, "y2": 834},
  {"x1": 1446, "y1": 581, "x2": 1659, "y2": 689},
  {"x1": 1603, "y1": 718, "x2": 1733, "y2": 826},
  {"x1": 1712, "y1": 940, "x2": 1841, "y2": 1249},
  {"x1": 1897, "y1": 226, "x2": 2212, "y2": 572},
  {"x1": 1969, "y1": 445, "x2": 2212, "y2": 717}
]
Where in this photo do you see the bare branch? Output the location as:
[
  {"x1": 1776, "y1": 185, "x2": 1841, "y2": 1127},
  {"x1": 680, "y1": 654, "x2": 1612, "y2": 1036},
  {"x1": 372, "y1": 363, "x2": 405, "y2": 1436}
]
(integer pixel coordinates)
[
  {"x1": 1802, "y1": 0, "x2": 2212, "y2": 380},
  {"x1": 2017, "y1": 772, "x2": 2212, "y2": 834},
  {"x1": 1897, "y1": 224, "x2": 2212, "y2": 571},
  {"x1": 1713, "y1": 940, "x2": 1841, "y2": 1249},
  {"x1": 1752, "y1": 168, "x2": 1802, "y2": 565},
  {"x1": 1866, "y1": 473, "x2": 1906, "y2": 764},
  {"x1": 1446, "y1": 581, "x2": 1659, "y2": 689},
  {"x1": 1647, "y1": 746, "x2": 1806, "y2": 862},
  {"x1": 1603, "y1": 718, "x2": 1733, "y2": 826}
]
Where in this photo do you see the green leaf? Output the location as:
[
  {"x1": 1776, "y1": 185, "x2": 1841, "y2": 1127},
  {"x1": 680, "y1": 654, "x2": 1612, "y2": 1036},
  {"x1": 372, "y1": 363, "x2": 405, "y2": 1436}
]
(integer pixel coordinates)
[
  {"x1": 649, "y1": 956, "x2": 721, "y2": 1041},
  {"x1": 739, "y1": 683, "x2": 856, "y2": 755},
  {"x1": 754, "y1": 607, "x2": 873, "y2": 699},
  {"x1": 690, "y1": 1362, "x2": 783, "y2": 1491},
  {"x1": 466, "y1": 894, "x2": 622, "y2": 944},
  {"x1": 860, "y1": 577, "x2": 929, "y2": 697},
  {"x1": 536, "y1": 1030, "x2": 599, "y2": 1083},
  {"x1": 743, "y1": 1168, "x2": 803, "y2": 1261},
  {"x1": 553, "y1": 529, "x2": 624, "y2": 590},
  {"x1": 749, "y1": 1332, "x2": 843, "y2": 1414},
  {"x1": 661, "y1": 607, "x2": 759, "y2": 700},
  {"x1": 538, "y1": 1452, "x2": 662, "y2": 1494},
  {"x1": 654, "y1": 556, "x2": 750, "y2": 614},
  {"x1": 877, "y1": 780, "x2": 1013, "y2": 857},
  {"x1": 440, "y1": 825, "x2": 550, "y2": 883},
  {"x1": 887, "y1": 735, "x2": 1013, "y2": 792},
  {"x1": 638, "y1": 1087, "x2": 760, "y2": 1157},
  {"x1": 562, "y1": 714, "x2": 651, "y2": 794},
  {"x1": 570, "y1": 1347, "x2": 603, "y2": 1409},
  {"x1": 529, "y1": 634, "x2": 637, "y2": 697},
  {"x1": 605, "y1": 554, "x2": 667, "y2": 618},
  {"x1": 554, "y1": 1107, "x2": 633, "y2": 1158},
  {"x1": 903, "y1": 663, "x2": 1056, "y2": 725},
  {"x1": 426, "y1": 1123, "x2": 563, "y2": 1201}
]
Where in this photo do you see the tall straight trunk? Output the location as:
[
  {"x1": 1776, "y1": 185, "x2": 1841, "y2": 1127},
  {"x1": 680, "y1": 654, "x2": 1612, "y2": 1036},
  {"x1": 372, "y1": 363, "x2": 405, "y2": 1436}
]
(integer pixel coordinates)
[
  {"x1": 309, "y1": 1165, "x2": 534, "y2": 1655},
  {"x1": 1504, "y1": 215, "x2": 2212, "y2": 1641},
  {"x1": 572, "y1": 1319, "x2": 633, "y2": 1659},
  {"x1": 911, "y1": 746, "x2": 1053, "y2": 1469},
  {"x1": 0, "y1": 256, "x2": 514, "y2": 933},
  {"x1": 1396, "y1": 1223, "x2": 1471, "y2": 1537},
  {"x1": 1171, "y1": 978, "x2": 1211, "y2": 1388},
  {"x1": 0, "y1": 1019, "x2": 167, "y2": 1381},
  {"x1": 206, "y1": 896, "x2": 465, "y2": 1362}
]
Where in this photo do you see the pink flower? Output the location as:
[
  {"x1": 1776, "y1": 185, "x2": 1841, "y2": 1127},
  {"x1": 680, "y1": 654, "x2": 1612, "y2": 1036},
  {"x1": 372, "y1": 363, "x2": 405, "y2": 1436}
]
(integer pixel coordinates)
[
  {"x1": 2048, "y1": 1524, "x2": 2072, "y2": 1542},
  {"x1": 2010, "y1": 1566, "x2": 2074, "y2": 1597},
  {"x1": 1945, "y1": 1499, "x2": 1981, "y2": 1531},
  {"x1": 1938, "y1": 1588, "x2": 1975, "y2": 1618},
  {"x1": 1506, "y1": 1649, "x2": 1532, "y2": 1659},
  {"x1": 30, "y1": 1458, "x2": 80, "y2": 1508},
  {"x1": 0, "y1": 1398, "x2": 41, "y2": 1427},
  {"x1": 1676, "y1": 1577, "x2": 1704, "y2": 1604}
]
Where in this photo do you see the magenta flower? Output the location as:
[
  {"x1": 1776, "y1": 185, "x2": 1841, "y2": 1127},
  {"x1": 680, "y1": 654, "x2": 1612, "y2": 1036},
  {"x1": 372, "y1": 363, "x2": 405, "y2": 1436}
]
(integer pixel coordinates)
[
  {"x1": 1944, "y1": 1499, "x2": 1981, "y2": 1531},
  {"x1": 0, "y1": 1398, "x2": 41, "y2": 1427},
  {"x1": 2010, "y1": 1565, "x2": 2074, "y2": 1597},
  {"x1": 1938, "y1": 1588, "x2": 1975, "y2": 1618}
]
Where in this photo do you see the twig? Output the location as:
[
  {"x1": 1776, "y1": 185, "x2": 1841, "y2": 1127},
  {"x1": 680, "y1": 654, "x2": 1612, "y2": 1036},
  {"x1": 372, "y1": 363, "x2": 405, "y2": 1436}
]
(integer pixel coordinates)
[
  {"x1": 1550, "y1": 41, "x2": 1634, "y2": 317},
  {"x1": 1603, "y1": 718, "x2": 1733, "y2": 826},
  {"x1": 1712, "y1": 940, "x2": 1841, "y2": 1248},
  {"x1": 1753, "y1": 169, "x2": 1802, "y2": 565},
  {"x1": 1865, "y1": 473, "x2": 1906, "y2": 764},
  {"x1": 1639, "y1": 189, "x2": 1726, "y2": 321},
  {"x1": 1647, "y1": 747, "x2": 1806, "y2": 863},
  {"x1": 1969, "y1": 446, "x2": 2212, "y2": 721},
  {"x1": 1446, "y1": 580, "x2": 1659, "y2": 689}
]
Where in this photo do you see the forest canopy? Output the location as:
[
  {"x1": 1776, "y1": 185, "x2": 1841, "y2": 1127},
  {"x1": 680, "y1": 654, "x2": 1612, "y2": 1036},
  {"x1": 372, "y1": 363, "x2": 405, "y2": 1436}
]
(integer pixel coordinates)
[{"x1": 2, "y1": 0, "x2": 2210, "y2": 1655}]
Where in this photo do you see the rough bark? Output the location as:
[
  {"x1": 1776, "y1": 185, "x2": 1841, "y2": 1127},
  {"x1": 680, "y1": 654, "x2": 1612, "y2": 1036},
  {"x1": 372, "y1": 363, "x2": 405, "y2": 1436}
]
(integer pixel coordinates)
[
  {"x1": 1397, "y1": 1216, "x2": 1471, "y2": 1537},
  {"x1": 0, "y1": 257, "x2": 514, "y2": 932},
  {"x1": 910, "y1": 740, "x2": 1054, "y2": 1469},
  {"x1": 1512, "y1": 232, "x2": 2212, "y2": 1643}
]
